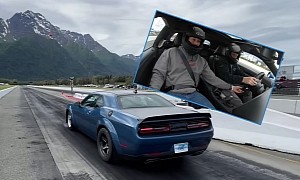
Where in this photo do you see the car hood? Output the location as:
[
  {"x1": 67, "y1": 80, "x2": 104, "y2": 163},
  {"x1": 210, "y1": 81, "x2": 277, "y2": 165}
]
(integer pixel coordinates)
[{"x1": 121, "y1": 106, "x2": 198, "y2": 120}]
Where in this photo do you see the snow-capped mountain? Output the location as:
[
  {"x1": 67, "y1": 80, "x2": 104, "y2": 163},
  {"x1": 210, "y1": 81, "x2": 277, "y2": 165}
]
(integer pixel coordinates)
[
  {"x1": 121, "y1": 54, "x2": 140, "y2": 62},
  {"x1": 0, "y1": 10, "x2": 108, "y2": 53},
  {"x1": 0, "y1": 18, "x2": 9, "y2": 39},
  {"x1": 0, "y1": 10, "x2": 138, "y2": 81}
]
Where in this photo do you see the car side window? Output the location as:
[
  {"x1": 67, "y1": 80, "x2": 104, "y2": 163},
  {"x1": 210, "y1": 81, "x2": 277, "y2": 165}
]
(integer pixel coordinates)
[
  {"x1": 81, "y1": 95, "x2": 97, "y2": 107},
  {"x1": 95, "y1": 95, "x2": 104, "y2": 107},
  {"x1": 145, "y1": 17, "x2": 165, "y2": 50}
]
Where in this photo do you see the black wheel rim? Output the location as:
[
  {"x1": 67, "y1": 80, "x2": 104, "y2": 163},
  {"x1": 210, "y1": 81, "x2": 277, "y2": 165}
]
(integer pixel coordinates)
[{"x1": 100, "y1": 135, "x2": 110, "y2": 156}]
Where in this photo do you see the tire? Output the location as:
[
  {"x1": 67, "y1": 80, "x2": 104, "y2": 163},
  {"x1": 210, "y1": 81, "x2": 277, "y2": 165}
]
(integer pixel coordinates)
[
  {"x1": 97, "y1": 128, "x2": 118, "y2": 163},
  {"x1": 67, "y1": 111, "x2": 75, "y2": 131}
]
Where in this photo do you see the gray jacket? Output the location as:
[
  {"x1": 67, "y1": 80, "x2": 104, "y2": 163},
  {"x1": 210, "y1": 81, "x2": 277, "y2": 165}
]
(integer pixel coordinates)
[{"x1": 150, "y1": 46, "x2": 232, "y2": 93}]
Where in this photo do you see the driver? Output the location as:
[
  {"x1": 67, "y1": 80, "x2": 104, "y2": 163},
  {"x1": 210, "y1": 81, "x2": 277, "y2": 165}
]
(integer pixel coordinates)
[
  {"x1": 149, "y1": 27, "x2": 244, "y2": 109},
  {"x1": 214, "y1": 43, "x2": 259, "y2": 103}
]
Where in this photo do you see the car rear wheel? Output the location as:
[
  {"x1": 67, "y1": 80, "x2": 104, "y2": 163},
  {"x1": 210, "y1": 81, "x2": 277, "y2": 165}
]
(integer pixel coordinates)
[
  {"x1": 67, "y1": 112, "x2": 75, "y2": 131},
  {"x1": 97, "y1": 128, "x2": 118, "y2": 163}
]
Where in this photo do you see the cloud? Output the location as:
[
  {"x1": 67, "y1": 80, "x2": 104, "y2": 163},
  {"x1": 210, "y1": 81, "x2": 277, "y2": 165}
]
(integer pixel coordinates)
[{"x1": 0, "y1": 0, "x2": 299, "y2": 66}]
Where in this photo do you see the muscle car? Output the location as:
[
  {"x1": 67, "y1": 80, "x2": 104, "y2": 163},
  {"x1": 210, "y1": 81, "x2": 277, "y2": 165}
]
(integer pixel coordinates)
[{"x1": 66, "y1": 90, "x2": 213, "y2": 163}]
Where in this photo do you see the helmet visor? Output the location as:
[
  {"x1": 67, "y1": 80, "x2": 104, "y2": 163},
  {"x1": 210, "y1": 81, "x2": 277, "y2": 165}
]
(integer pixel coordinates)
[
  {"x1": 187, "y1": 36, "x2": 202, "y2": 47},
  {"x1": 231, "y1": 52, "x2": 240, "y2": 59}
]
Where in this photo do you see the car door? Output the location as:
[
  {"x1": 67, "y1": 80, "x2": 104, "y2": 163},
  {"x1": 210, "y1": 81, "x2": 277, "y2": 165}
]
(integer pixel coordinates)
[
  {"x1": 76, "y1": 95, "x2": 98, "y2": 134},
  {"x1": 83, "y1": 95, "x2": 105, "y2": 139}
]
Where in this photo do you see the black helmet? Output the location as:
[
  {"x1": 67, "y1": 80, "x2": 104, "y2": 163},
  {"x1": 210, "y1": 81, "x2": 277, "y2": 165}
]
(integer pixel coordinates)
[
  {"x1": 182, "y1": 26, "x2": 205, "y2": 55},
  {"x1": 226, "y1": 43, "x2": 242, "y2": 63}
]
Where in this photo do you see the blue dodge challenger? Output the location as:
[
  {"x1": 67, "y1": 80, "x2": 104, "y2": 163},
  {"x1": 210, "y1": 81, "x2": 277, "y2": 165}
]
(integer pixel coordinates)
[{"x1": 66, "y1": 90, "x2": 213, "y2": 163}]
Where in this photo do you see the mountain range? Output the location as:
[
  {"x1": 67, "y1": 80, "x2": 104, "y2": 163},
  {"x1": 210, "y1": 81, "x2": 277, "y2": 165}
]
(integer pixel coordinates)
[{"x1": 0, "y1": 10, "x2": 139, "y2": 81}]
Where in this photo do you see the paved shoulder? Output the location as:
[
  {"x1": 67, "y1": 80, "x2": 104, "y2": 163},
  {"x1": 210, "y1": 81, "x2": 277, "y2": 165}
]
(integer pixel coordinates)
[{"x1": 0, "y1": 86, "x2": 63, "y2": 180}]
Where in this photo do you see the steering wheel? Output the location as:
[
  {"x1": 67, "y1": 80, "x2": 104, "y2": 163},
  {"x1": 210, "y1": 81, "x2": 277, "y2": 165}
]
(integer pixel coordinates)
[
  {"x1": 248, "y1": 72, "x2": 265, "y2": 96},
  {"x1": 241, "y1": 72, "x2": 265, "y2": 91},
  {"x1": 255, "y1": 72, "x2": 265, "y2": 80}
]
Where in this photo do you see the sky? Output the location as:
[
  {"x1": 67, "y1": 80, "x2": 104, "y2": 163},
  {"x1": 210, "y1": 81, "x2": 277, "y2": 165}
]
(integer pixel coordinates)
[{"x1": 0, "y1": 0, "x2": 299, "y2": 66}]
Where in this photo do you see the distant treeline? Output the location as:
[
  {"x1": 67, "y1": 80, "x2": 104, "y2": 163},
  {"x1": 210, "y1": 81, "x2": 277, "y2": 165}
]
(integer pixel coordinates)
[{"x1": 0, "y1": 75, "x2": 134, "y2": 86}]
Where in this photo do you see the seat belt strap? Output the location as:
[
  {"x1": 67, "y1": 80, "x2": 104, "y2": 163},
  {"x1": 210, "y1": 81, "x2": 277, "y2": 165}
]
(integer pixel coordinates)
[{"x1": 177, "y1": 49, "x2": 197, "y2": 87}]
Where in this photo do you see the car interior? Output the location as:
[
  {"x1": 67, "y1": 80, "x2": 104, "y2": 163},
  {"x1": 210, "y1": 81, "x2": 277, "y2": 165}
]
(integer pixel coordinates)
[{"x1": 134, "y1": 11, "x2": 284, "y2": 123}]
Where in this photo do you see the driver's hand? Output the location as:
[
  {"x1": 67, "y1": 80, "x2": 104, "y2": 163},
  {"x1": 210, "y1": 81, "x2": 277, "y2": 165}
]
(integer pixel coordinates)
[
  {"x1": 242, "y1": 77, "x2": 258, "y2": 86},
  {"x1": 232, "y1": 86, "x2": 244, "y2": 94}
]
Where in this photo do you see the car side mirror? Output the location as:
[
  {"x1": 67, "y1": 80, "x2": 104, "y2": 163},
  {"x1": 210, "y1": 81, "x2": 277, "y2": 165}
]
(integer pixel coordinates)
[
  {"x1": 267, "y1": 72, "x2": 275, "y2": 79},
  {"x1": 74, "y1": 101, "x2": 81, "y2": 107}
]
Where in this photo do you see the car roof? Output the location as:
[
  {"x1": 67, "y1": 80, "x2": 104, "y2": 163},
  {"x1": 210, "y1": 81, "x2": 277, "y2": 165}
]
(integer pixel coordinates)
[
  {"x1": 156, "y1": 11, "x2": 279, "y2": 50},
  {"x1": 155, "y1": 11, "x2": 284, "y2": 74},
  {"x1": 91, "y1": 90, "x2": 154, "y2": 96}
]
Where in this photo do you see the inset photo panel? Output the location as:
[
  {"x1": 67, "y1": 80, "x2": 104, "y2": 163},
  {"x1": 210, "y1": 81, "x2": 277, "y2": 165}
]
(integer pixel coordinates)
[{"x1": 134, "y1": 10, "x2": 284, "y2": 124}]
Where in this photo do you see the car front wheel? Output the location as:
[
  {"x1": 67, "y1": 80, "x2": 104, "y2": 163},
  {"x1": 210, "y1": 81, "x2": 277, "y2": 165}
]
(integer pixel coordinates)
[
  {"x1": 97, "y1": 128, "x2": 117, "y2": 163},
  {"x1": 67, "y1": 111, "x2": 75, "y2": 131}
]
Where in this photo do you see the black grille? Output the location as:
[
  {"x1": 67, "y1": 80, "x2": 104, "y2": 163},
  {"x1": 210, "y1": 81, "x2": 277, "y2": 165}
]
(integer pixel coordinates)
[{"x1": 138, "y1": 113, "x2": 212, "y2": 136}]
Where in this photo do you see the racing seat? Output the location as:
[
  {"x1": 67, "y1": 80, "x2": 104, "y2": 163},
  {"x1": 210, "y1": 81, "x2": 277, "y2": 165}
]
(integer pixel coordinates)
[
  {"x1": 207, "y1": 45, "x2": 226, "y2": 73},
  {"x1": 199, "y1": 41, "x2": 214, "y2": 61},
  {"x1": 157, "y1": 33, "x2": 182, "y2": 50},
  {"x1": 135, "y1": 33, "x2": 183, "y2": 87}
]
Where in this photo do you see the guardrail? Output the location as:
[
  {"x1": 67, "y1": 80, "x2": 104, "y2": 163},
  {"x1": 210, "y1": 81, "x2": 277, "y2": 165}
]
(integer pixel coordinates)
[{"x1": 272, "y1": 88, "x2": 300, "y2": 95}]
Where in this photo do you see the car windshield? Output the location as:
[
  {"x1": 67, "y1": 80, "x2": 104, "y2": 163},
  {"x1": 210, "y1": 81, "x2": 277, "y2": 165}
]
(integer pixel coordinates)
[
  {"x1": 239, "y1": 52, "x2": 273, "y2": 75},
  {"x1": 118, "y1": 94, "x2": 174, "y2": 109}
]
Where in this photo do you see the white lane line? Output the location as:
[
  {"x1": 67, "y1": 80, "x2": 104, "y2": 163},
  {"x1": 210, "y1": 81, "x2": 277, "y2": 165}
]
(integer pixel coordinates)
[
  {"x1": 0, "y1": 86, "x2": 17, "y2": 98},
  {"x1": 23, "y1": 92, "x2": 108, "y2": 180},
  {"x1": 267, "y1": 108, "x2": 300, "y2": 120},
  {"x1": 223, "y1": 141, "x2": 300, "y2": 164}
]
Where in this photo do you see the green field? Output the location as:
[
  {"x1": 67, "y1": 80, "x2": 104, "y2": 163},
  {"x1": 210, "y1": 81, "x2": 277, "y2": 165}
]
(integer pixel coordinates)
[{"x1": 0, "y1": 85, "x2": 14, "y2": 91}]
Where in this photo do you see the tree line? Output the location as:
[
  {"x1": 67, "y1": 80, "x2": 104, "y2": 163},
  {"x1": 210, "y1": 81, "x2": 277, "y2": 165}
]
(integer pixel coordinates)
[{"x1": 0, "y1": 75, "x2": 134, "y2": 86}]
